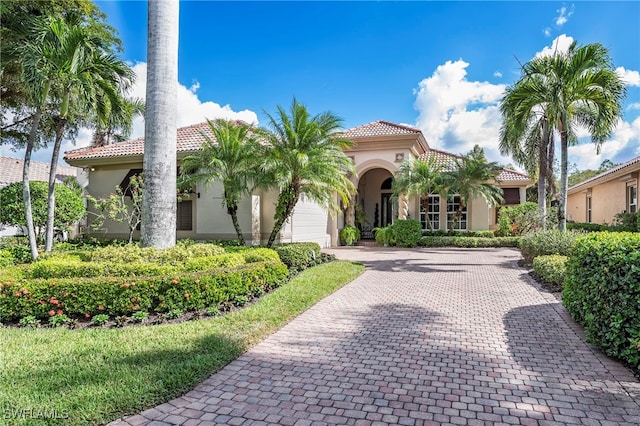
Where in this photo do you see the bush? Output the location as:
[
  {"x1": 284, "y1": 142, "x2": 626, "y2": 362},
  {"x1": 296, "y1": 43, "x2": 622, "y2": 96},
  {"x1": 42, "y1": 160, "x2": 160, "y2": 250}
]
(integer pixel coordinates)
[
  {"x1": 26, "y1": 259, "x2": 177, "y2": 279},
  {"x1": 339, "y1": 226, "x2": 360, "y2": 246},
  {"x1": 496, "y1": 202, "x2": 558, "y2": 236},
  {"x1": 374, "y1": 226, "x2": 396, "y2": 246},
  {"x1": 567, "y1": 222, "x2": 607, "y2": 232},
  {"x1": 183, "y1": 253, "x2": 246, "y2": 271},
  {"x1": 418, "y1": 236, "x2": 520, "y2": 247},
  {"x1": 532, "y1": 255, "x2": 568, "y2": 289},
  {"x1": 0, "y1": 261, "x2": 289, "y2": 321},
  {"x1": 518, "y1": 229, "x2": 582, "y2": 263},
  {"x1": 274, "y1": 242, "x2": 322, "y2": 271},
  {"x1": 562, "y1": 232, "x2": 640, "y2": 370},
  {"x1": 0, "y1": 249, "x2": 14, "y2": 268},
  {"x1": 89, "y1": 243, "x2": 225, "y2": 264},
  {"x1": 612, "y1": 211, "x2": 639, "y2": 232},
  {"x1": 238, "y1": 248, "x2": 281, "y2": 264},
  {"x1": 421, "y1": 229, "x2": 495, "y2": 238},
  {"x1": 391, "y1": 220, "x2": 422, "y2": 247}
]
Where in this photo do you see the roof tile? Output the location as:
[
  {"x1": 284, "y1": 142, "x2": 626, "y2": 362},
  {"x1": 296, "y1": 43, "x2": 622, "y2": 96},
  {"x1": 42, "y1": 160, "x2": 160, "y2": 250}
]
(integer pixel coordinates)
[
  {"x1": 0, "y1": 157, "x2": 78, "y2": 187},
  {"x1": 343, "y1": 120, "x2": 422, "y2": 138},
  {"x1": 419, "y1": 150, "x2": 530, "y2": 183}
]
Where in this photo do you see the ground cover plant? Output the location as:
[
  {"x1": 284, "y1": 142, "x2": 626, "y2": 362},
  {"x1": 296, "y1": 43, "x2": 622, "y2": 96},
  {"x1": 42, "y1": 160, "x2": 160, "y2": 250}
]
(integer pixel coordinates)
[{"x1": 0, "y1": 260, "x2": 364, "y2": 425}]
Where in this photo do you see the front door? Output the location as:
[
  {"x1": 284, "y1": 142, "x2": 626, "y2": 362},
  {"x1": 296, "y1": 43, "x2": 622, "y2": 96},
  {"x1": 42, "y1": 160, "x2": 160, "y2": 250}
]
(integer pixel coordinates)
[{"x1": 381, "y1": 193, "x2": 393, "y2": 226}]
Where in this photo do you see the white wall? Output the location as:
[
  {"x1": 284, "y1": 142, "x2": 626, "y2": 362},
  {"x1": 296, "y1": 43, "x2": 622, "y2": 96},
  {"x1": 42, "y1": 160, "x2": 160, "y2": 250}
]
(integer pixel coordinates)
[
  {"x1": 195, "y1": 181, "x2": 252, "y2": 240},
  {"x1": 289, "y1": 194, "x2": 331, "y2": 247}
]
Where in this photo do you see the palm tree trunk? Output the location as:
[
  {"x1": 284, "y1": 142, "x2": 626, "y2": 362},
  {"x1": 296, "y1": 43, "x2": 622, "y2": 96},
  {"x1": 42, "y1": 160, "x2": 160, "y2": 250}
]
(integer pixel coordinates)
[
  {"x1": 227, "y1": 203, "x2": 244, "y2": 245},
  {"x1": 44, "y1": 118, "x2": 66, "y2": 252},
  {"x1": 141, "y1": 0, "x2": 179, "y2": 248},
  {"x1": 559, "y1": 123, "x2": 569, "y2": 232},
  {"x1": 538, "y1": 118, "x2": 549, "y2": 227},
  {"x1": 267, "y1": 183, "x2": 300, "y2": 248},
  {"x1": 23, "y1": 110, "x2": 42, "y2": 260}
]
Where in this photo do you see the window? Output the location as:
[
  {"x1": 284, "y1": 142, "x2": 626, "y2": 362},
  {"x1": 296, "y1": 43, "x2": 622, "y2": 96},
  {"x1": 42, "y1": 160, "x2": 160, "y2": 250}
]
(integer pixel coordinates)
[
  {"x1": 628, "y1": 184, "x2": 638, "y2": 213},
  {"x1": 587, "y1": 196, "x2": 592, "y2": 223},
  {"x1": 419, "y1": 195, "x2": 440, "y2": 230},
  {"x1": 446, "y1": 196, "x2": 467, "y2": 230},
  {"x1": 177, "y1": 200, "x2": 192, "y2": 231},
  {"x1": 502, "y1": 188, "x2": 520, "y2": 205}
]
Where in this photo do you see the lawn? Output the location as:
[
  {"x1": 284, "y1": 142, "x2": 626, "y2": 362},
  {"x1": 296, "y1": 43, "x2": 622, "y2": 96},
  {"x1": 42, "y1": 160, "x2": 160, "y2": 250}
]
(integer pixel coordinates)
[{"x1": 0, "y1": 260, "x2": 364, "y2": 426}]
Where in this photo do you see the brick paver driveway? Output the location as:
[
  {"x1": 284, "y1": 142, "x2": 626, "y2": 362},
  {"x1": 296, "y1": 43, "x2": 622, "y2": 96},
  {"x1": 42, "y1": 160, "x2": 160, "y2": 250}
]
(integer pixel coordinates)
[{"x1": 112, "y1": 247, "x2": 640, "y2": 426}]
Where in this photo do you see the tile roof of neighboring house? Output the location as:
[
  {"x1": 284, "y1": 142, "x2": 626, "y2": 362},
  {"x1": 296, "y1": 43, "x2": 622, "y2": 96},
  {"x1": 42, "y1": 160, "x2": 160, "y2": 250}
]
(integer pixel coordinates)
[
  {"x1": 419, "y1": 150, "x2": 531, "y2": 183},
  {"x1": 569, "y1": 155, "x2": 640, "y2": 192},
  {"x1": 343, "y1": 120, "x2": 422, "y2": 139},
  {"x1": 64, "y1": 121, "x2": 214, "y2": 162},
  {"x1": 0, "y1": 156, "x2": 78, "y2": 187}
]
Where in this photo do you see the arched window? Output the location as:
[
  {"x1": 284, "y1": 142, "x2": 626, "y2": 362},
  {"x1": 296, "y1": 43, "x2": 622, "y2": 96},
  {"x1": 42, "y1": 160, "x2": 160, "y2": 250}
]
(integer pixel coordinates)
[{"x1": 381, "y1": 177, "x2": 393, "y2": 190}]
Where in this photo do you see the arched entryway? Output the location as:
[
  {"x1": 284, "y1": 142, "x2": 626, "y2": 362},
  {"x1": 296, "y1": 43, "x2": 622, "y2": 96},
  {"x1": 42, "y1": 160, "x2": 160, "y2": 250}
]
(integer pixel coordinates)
[{"x1": 355, "y1": 168, "x2": 394, "y2": 239}]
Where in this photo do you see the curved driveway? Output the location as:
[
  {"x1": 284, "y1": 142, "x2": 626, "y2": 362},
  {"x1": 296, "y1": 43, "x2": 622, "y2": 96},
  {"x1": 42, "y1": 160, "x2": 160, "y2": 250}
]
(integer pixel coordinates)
[{"x1": 112, "y1": 247, "x2": 640, "y2": 426}]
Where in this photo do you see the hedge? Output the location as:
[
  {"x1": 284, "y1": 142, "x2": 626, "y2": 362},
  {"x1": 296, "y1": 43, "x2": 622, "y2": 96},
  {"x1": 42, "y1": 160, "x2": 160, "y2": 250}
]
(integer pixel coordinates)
[
  {"x1": 418, "y1": 236, "x2": 519, "y2": 248},
  {"x1": 274, "y1": 242, "x2": 323, "y2": 271},
  {"x1": 421, "y1": 229, "x2": 495, "y2": 238},
  {"x1": 392, "y1": 220, "x2": 422, "y2": 247},
  {"x1": 563, "y1": 232, "x2": 640, "y2": 370},
  {"x1": 0, "y1": 261, "x2": 289, "y2": 321},
  {"x1": 567, "y1": 222, "x2": 607, "y2": 232},
  {"x1": 532, "y1": 255, "x2": 568, "y2": 290},
  {"x1": 519, "y1": 229, "x2": 582, "y2": 263},
  {"x1": 88, "y1": 243, "x2": 225, "y2": 264}
]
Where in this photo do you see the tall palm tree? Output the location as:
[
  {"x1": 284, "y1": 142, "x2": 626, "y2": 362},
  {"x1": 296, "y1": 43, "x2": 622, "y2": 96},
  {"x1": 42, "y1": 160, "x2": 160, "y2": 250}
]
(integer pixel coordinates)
[
  {"x1": 141, "y1": 0, "x2": 179, "y2": 248},
  {"x1": 445, "y1": 145, "x2": 503, "y2": 229},
  {"x1": 28, "y1": 14, "x2": 135, "y2": 251},
  {"x1": 262, "y1": 98, "x2": 356, "y2": 248},
  {"x1": 391, "y1": 157, "x2": 445, "y2": 230},
  {"x1": 502, "y1": 42, "x2": 625, "y2": 231},
  {"x1": 91, "y1": 97, "x2": 144, "y2": 146},
  {"x1": 180, "y1": 119, "x2": 261, "y2": 244}
]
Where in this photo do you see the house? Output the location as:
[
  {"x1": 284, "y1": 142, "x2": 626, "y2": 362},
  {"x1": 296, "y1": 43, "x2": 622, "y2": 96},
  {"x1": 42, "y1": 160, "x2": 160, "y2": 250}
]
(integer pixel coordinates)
[
  {"x1": 567, "y1": 156, "x2": 639, "y2": 224},
  {"x1": 0, "y1": 156, "x2": 80, "y2": 237},
  {"x1": 63, "y1": 121, "x2": 532, "y2": 247}
]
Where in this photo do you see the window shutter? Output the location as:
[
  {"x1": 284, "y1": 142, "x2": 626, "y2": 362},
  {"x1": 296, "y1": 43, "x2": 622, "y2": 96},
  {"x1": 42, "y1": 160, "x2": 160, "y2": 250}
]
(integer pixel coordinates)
[{"x1": 177, "y1": 200, "x2": 192, "y2": 230}]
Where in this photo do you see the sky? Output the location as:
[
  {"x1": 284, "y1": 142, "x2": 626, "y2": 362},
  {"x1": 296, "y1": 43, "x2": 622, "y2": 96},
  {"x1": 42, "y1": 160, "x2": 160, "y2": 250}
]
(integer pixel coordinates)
[{"x1": 4, "y1": 1, "x2": 640, "y2": 172}]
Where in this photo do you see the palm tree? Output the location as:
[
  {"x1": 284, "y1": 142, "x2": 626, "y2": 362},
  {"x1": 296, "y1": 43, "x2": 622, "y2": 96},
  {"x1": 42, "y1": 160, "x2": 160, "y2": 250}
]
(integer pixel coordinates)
[
  {"x1": 29, "y1": 14, "x2": 135, "y2": 251},
  {"x1": 502, "y1": 42, "x2": 625, "y2": 231},
  {"x1": 91, "y1": 97, "x2": 145, "y2": 146},
  {"x1": 445, "y1": 145, "x2": 503, "y2": 229},
  {"x1": 391, "y1": 157, "x2": 445, "y2": 230},
  {"x1": 180, "y1": 119, "x2": 261, "y2": 244},
  {"x1": 141, "y1": 0, "x2": 179, "y2": 249},
  {"x1": 262, "y1": 99, "x2": 356, "y2": 248}
]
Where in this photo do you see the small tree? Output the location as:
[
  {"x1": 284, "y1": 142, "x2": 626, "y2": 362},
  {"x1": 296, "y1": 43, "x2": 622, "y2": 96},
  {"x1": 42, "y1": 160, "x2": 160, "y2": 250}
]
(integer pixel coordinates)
[
  {"x1": 87, "y1": 175, "x2": 143, "y2": 244},
  {"x1": 0, "y1": 181, "x2": 85, "y2": 244}
]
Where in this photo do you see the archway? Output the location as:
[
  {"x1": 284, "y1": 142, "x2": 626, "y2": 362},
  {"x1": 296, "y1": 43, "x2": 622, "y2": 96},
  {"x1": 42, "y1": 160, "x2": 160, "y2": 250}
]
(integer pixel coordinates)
[{"x1": 356, "y1": 168, "x2": 394, "y2": 238}]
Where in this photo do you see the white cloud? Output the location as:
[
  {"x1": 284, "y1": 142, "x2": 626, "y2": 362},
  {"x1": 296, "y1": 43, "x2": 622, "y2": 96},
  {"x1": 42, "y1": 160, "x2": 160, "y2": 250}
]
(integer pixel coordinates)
[
  {"x1": 543, "y1": 27, "x2": 552, "y2": 37},
  {"x1": 413, "y1": 59, "x2": 507, "y2": 163},
  {"x1": 568, "y1": 117, "x2": 640, "y2": 169},
  {"x1": 493, "y1": 71, "x2": 502, "y2": 78},
  {"x1": 535, "y1": 34, "x2": 574, "y2": 58},
  {"x1": 555, "y1": 4, "x2": 574, "y2": 26},
  {"x1": 615, "y1": 66, "x2": 640, "y2": 87},
  {"x1": 627, "y1": 102, "x2": 640, "y2": 111}
]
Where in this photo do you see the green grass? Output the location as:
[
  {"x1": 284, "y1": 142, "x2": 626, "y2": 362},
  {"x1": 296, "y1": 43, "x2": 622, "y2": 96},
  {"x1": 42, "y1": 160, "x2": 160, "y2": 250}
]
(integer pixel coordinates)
[{"x1": 0, "y1": 261, "x2": 364, "y2": 426}]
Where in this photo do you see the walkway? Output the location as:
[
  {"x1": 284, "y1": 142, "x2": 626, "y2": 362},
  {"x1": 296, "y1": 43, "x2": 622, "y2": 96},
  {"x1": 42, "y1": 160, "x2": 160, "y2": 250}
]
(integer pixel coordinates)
[{"x1": 111, "y1": 247, "x2": 640, "y2": 426}]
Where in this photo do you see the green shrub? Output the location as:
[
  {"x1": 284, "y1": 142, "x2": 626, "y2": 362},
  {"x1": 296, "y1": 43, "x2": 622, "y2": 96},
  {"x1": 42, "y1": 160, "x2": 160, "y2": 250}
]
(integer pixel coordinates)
[
  {"x1": 339, "y1": 226, "x2": 360, "y2": 246},
  {"x1": 567, "y1": 222, "x2": 607, "y2": 232},
  {"x1": 49, "y1": 313, "x2": 70, "y2": 327},
  {"x1": 131, "y1": 311, "x2": 148, "y2": 323},
  {"x1": 0, "y1": 249, "x2": 14, "y2": 268},
  {"x1": 519, "y1": 229, "x2": 582, "y2": 263},
  {"x1": 374, "y1": 226, "x2": 397, "y2": 246},
  {"x1": 89, "y1": 243, "x2": 225, "y2": 264},
  {"x1": 421, "y1": 229, "x2": 495, "y2": 238},
  {"x1": 563, "y1": 232, "x2": 640, "y2": 370},
  {"x1": 418, "y1": 236, "x2": 519, "y2": 248},
  {"x1": 183, "y1": 253, "x2": 246, "y2": 271},
  {"x1": 91, "y1": 314, "x2": 109, "y2": 326},
  {"x1": 239, "y1": 248, "x2": 281, "y2": 264},
  {"x1": 612, "y1": 211, "x2": 639, "y2": 232},
  {"x1": 532, "y1": 255, "x2": 568, "y2": 289},
  {"x1": 391, "y1": 220, "x2": 422, "y2": 247},
  {"x1": 6, "y1": 244, "x2": 34, "y2": 264},
  {"x1": 26, "y1": 259, "x2": 176, "y2": 279},
  {"x1": 274, "y1": 242, "x2": 322, "y2": 271},
  {"x1": 0, "y1": 261, "x2": 289, "y2": 321},
  {"x1": 497, "y1": 203, "x2": 558, "y2": 236}
]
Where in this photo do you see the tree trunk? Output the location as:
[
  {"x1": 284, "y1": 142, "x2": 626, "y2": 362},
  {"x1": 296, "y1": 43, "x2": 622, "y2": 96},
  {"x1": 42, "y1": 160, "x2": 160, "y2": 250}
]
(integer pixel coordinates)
[
  {"x1": 44, "y1": 118, "x2": 66, "y2": 252},
  {"x1": 267, "y1": 183, "x2": 300, "y2": 248},
  {"x1": 23, "y1": 110, "x2": 42, "y2": 260},
  {"x1": 227, "y1": 202, "x2": 244, "y2": 245},
  {"x1": 559, "y1": 121, "x2": 569, "y2": 232},
  {"x1": 141, "y1": 0, "x2": 179, "y2": 248},
  {"x1": 538, "y1": 118, "x2": 549, "y2": 227}
]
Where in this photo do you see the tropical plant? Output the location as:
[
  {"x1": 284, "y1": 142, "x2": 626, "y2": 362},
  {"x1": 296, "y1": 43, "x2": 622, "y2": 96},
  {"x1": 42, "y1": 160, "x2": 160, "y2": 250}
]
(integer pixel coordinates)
[
  {"x1": 339, "y1": 225, "x2": 360, "y2": 246},
  {"x1": 261, "y1": 98, "x2": 356, "y2": 248},
  {"x1": 141, "y1": 0, "x2": 180, "y2": 249},
  {"x1": 180, "y1": 119, "x2": 261, "y2": 244},
  {"x1": 444, "y1": 145, "x2": 503, "y2": 226},
  {"x1": 500, "y1": 41, "x2": 625, "y2": 231},
  {"x1": 392, "y1": 157, "x2": 444, "y2": 230},
  {"x1": 374, "y1": 225, "x2": 396, "y2": 246}
]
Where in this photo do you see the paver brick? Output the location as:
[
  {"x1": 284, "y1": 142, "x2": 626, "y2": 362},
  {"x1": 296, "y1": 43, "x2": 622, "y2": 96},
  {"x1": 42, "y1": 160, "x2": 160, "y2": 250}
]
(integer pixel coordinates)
[{"x1": 108, "y1": 248, "x2": 640, "y2": 426}]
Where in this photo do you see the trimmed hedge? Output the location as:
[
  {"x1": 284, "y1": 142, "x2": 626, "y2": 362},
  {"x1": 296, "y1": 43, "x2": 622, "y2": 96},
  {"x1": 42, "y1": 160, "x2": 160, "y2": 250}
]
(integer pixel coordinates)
[
  {"x1": 88, "y1": 243, "x2": 225, "y2": 264},
  {"x1": 0, "y1": 261, "x2": 289, "y2": 321},
  {"x1": 519, "y1": 229, "x2": 582, "y2": 263},
  {"x1": 421, "y1": 229, "x2": 495, "y2": 238},
  {"x1": 26, "y1": 259, "x2": 176, "y2": 279},
  {"x1": 418, "y1": 236, "x2": 519, "y2": 248},
  {"x1": 532, "y1": 255, "x2": 568, "y2": 289},
  {"x1": 392, "y1": 220, "x2": 422, "y2": 247},
  {"x1": 562, "y1": 232, "x2": 640, "y2": 370},
  {"x1": 274, "y1": 242, "x2": 323, "y2": 271},
  {"x1": 567, "y1": 222, "x2": 607, "y2": 232}
]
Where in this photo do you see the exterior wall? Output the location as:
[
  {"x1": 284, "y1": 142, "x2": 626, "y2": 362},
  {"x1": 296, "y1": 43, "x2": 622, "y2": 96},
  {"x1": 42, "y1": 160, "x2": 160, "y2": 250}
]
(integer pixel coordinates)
[
  {"x1": 469, "y1": 197, "x2": 490, "y2": 230},
  {"x1": 288, "y1": 194, "x2": 331, "y2": 248},
  {"x1": 195, "y1": 181, "x2": 252, "y2": 241},
  {"x1": 567, "y1": 179, "x2": 629, "y2": 224},
  {"x1": 567, "y1": 192, "x2": 587, "y2": 223},
  {"x1": 86, "y1": 166, "x2": 136, "y2": 237}
]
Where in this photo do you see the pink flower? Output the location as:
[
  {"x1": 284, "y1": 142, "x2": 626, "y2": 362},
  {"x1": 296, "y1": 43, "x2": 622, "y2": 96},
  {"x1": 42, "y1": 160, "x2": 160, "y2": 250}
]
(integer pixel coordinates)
[
  {"x1": 171, "y1": 279, "x2": 179, "y2": 285},
  {"x1": 98, "y1": 305, "x2": 104, "y2": 311},
  {"x1": 49, "y1": 310, "x2": 55, "y2": 316}
]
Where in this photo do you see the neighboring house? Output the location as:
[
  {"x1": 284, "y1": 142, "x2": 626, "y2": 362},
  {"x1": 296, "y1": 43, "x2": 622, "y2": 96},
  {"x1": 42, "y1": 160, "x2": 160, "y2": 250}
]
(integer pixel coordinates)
[
  {"x1": 567, "y1": 155, "x2": 639, "y2": 224},
  {"x1": 0, "y1": 156, "x2": 81, "y2": 237},
  {"x1": 64, "y1": 121, "x2": 532, "y2": 247}
]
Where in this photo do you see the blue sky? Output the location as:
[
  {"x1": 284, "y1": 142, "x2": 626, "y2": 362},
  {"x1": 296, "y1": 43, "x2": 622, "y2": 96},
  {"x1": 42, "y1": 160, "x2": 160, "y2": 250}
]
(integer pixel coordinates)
[{"x1": 6, "y1": 1, "x2": 639, "y2": 171}]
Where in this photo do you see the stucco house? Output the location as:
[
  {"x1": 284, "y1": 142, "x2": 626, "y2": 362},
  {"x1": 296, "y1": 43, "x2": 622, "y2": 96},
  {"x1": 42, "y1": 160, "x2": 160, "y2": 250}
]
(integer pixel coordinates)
[
  {"x1": 63, "y1": 120, "x2": 532, "y2": 247},
  {"x1": 567, "y1": 155, "x2": 639, "y2": 224}
]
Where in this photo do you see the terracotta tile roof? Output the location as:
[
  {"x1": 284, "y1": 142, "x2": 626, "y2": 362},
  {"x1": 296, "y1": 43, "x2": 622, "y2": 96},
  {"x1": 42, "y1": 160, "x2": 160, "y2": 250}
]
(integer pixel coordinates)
[
  {"x1": 569, "y1": 155, "x2": 640, "y2": 191},
  {"x1": 64, "y1": 122, "x2": 215, "y2": 162},
  {"x1": 343, "y1": 120, "x2": 422, "y2": 139},
  {"x1": 419, "y1": 150, "x2": 531, "y2": 183},
  {"x1": 0, "y1": 156, "x2": 78, "y2": 187}
]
